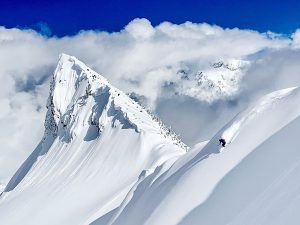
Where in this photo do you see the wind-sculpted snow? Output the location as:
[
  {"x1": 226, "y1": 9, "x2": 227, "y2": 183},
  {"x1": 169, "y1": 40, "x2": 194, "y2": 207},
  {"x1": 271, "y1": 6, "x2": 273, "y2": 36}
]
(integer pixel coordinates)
[{"x1": 0, "y1": 54, "x2": 186, "y2": 225}]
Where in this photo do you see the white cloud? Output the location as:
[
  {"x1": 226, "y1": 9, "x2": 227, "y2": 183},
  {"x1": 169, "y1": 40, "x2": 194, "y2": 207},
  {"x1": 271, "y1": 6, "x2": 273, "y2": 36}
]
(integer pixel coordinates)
[
  {"x1": 292, "y1": 29, "x2": 300, "y2": 48},
  {"x1": 0, "y1": 18, "x2": 299, "y2": 184},
  {"x1": 125, "y1": 18, "x2": 155, "y2": 39}
]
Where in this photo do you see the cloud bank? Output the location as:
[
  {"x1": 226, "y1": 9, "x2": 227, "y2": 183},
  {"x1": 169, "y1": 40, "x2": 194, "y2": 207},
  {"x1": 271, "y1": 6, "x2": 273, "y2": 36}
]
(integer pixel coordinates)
[{"x1": 0, "y1": 18, "x2": 300, "y2": 183}]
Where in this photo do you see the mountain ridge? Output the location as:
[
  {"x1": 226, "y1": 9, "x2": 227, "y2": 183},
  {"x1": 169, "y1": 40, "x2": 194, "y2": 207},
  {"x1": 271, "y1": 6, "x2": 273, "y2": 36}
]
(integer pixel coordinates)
[{"x1": 0, "y1": 54, "x2": 186, "y2": 225}]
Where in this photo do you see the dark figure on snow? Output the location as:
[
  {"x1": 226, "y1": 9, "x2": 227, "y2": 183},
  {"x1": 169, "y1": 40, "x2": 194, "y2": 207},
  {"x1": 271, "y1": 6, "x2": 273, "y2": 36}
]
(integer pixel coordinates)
[{"x1": 219, "y1": 138, "x2": 226, "y2": 147}]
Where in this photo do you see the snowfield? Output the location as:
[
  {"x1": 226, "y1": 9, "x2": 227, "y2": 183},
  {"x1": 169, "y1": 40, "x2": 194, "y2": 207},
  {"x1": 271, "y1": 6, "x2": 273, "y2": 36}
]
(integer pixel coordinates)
[
  {"x1": 109, "y1": 86, "x2": 300, "y2": 225},
  {"x1": 1, "y1": 54, "x2": 300, "y2": 225}
]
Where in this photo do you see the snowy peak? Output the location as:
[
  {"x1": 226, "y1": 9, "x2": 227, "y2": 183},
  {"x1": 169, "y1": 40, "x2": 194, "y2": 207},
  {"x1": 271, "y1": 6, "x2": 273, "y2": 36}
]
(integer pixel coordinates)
[
  {"x1": 46, "y1": 53, "x2": 109, "y2": 135},
  {"x1": 51, "y1": 53, "x2": 110, "y2": 114},
  {"x1": 0, "y1": 54, "x2": 187, "y2": 225},
  {"x1": 44, "y1": 53, "x2": 188, "y2": 149},
  {"x1": 175, "y1": 59, "x2": 249, "y2": 102}
]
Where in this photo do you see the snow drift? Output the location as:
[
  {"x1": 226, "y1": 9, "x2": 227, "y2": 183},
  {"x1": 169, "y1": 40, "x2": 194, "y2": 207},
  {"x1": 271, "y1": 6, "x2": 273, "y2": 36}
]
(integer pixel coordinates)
[{"x1": 1, "y1": 54, "x2": 300, "y2": 225}]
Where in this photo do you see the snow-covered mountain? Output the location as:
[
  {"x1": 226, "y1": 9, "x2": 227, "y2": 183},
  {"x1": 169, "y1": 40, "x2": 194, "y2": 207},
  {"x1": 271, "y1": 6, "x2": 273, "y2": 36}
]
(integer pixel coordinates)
[
  {"x1": 0, "y1": 54, "x2": 186, "y2": 225},
  {"x1": 172, "y1": 59, "x2": 249, "y2": 102},
  {"x1": 1, "y1": 54, "x2": 300, "y2": 225}
]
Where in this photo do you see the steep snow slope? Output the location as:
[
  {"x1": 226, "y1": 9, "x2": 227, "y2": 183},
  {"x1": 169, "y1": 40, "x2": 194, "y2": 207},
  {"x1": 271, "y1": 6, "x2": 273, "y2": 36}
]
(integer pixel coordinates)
[
  {"x1": 0, "y1": 54, "x2": 186, "y2": 225},
  {"x1": 179, "y1": 112, "x2": 300, "y2": 225},
  {"x1": 110, "y1": 86, "x2": 300, "y2": 225}
]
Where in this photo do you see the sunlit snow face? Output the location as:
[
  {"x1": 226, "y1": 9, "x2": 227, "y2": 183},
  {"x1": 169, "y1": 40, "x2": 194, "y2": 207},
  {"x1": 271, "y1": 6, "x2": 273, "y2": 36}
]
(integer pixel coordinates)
[{"x1": 1, "y1": 18, "x2": 300, "y2": 183}]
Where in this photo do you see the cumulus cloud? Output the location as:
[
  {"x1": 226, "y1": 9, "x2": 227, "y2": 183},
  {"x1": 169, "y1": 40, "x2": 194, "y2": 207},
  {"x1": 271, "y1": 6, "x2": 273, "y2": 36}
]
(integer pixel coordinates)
[
  {"x1": 292, "y1": 29, "x2": 300, "y2": 48},
  {"x1": 125, "y1": 18, "x2": 155, "y2": 39},
  {"x1": 0, "y1": 18, "x2": 299, "y2": 184}
]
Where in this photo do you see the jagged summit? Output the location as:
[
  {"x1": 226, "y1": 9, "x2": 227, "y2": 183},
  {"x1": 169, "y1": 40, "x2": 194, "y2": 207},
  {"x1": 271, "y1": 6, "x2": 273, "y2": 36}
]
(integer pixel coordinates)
[
  {"x1": 0, "y1": 54, "x2": 186, "y2": 225},
  {"x1": 175, "y1": 59, "x2": 249, "y2": 102},
  {"x1": 45, "y1": 53, "x2": 188, "y2": 149}
]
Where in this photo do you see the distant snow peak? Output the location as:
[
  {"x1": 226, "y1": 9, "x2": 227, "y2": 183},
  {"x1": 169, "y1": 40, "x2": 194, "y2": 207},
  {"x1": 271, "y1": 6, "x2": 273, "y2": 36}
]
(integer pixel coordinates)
[
  {"x1": 173, "y1": 59, "x2": 249, "y2": 102},
  {"x1": 211, "y1": 59, "x2": 245, "y2": 71}
]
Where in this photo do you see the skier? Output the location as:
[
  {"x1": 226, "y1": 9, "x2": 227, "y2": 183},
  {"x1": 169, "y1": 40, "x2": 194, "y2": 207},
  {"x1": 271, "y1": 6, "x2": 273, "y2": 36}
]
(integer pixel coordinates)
[{"x1": 219, "y1": 138, "x2": 226, "y2": 147}]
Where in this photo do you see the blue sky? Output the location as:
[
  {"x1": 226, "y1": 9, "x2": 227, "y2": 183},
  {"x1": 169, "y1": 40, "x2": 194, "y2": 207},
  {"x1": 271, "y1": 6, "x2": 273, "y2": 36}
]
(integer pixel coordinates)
[{"x1": 1, "y1": 0, "x2": 300, "y2": 36}]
